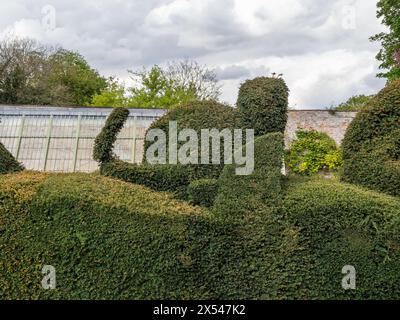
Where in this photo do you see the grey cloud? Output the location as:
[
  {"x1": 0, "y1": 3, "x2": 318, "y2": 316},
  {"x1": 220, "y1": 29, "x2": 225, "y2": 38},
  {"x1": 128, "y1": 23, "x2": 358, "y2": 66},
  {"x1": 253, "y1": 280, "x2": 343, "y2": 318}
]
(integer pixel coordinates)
[
  {"x1": 0, "y1": 0, "x2": 387, "y2": 107},
  {"x1": 216, "y1": 65, "x2": 250, "y2": 80}
]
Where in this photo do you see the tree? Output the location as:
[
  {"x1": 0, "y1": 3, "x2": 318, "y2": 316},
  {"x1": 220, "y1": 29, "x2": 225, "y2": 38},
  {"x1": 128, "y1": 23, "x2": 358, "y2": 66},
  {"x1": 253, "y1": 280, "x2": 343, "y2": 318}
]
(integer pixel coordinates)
[
  {"x1": 48, "y1": 49, "x2": 107, "y2": 105},
  {"x1": 0, "y1": 37, "x2": 106, "y2": 106},
  {"x1": 165, "y1": 59, "x2": 221, "y2": 101},
  {"x1": 127, "y1": 60, "x2": 221, "y2": 109},
  {"x1": 88, "y1": 77, "x2": 127, "y2": 107},
  {"x1": 370, "y1": 0, "x2": 400, "y2": 81},
  {"x1": 334, "y1": 94, "x2": 374, "y2": 111},
  {"x1": 0, "y1": 38, "x2": 56, "y2": 105}
]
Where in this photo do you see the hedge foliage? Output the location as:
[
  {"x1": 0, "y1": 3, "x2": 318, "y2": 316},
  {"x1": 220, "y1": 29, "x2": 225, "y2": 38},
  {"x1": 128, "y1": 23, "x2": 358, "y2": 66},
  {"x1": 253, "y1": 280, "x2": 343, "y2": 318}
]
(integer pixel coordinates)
[
  {"x1": 0, "y1": 172, "x2": 210, "y2": 299},
  {"x1": 93, "y1": 107, "x2": 130, "y2": 163},
  {"x1": 204, "y1": 132, "x2": 286, "y2": 298},
  {"x1": 285, "y1": 130, "x2": 343, "y2": 175},
  {"x1": 0, "y1": 142, "x2": 24, "y2": 174},
  {"x1": 187, "y1": 179, "x2": 219, "y2": 207},
  {"x1": 342, "y1": 80, "x2": 400, "y2": 196},
  {"x1": 143, "y1": 100, "x2": 240, "y2": 180},
  {"x1": 100, "y1": 159, "x2": 191, "y2": 199},
  {"x1": 237, "y1": 76, "x2": 289, "y2": 136},
  {"x1": 282, "y1": 178, "x2": 400, "y2": 299}
]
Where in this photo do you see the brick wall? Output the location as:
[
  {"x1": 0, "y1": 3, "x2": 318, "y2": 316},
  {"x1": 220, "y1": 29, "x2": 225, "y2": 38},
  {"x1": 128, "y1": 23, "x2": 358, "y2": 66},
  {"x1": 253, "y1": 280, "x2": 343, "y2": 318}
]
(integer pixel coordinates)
[{"x1": 285, "y1": 110, "x2": 357, "y2": 147}]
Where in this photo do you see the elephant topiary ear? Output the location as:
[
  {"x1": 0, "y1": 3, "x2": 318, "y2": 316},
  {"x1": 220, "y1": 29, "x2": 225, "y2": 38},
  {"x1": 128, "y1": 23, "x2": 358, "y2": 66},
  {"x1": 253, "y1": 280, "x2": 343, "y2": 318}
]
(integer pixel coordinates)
[
  {"x1": 0, "y1": 141, "x2": 24, "y2": 174},
  {"x1": 93, "y1": 107, "x2": 130, "y2": 163}
]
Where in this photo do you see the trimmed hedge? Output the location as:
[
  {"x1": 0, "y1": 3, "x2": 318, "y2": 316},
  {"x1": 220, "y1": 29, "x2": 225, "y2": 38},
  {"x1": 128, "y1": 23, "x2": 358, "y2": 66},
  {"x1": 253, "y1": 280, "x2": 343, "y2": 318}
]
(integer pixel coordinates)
[
  {"x1": 237, "y1": 77, "x2": 289, "y2": 136},
  {"x1": 203, "y1": 132, "x2": 286, "y2": 298},
  {"x1": 342, "y1": 80, "x2": 400, "y2": 196},
  {"x1": 282, "y1": 178, "x2": 400, "y2": 299},
  {"x1": 0, "y1": 142, "x2": 24, "y2": 174},
  {"x1": 143, "y1": 100, "x2": 240, "y2": 180},
  {"x1": 100, "y1": 159, "x2": 191, "y2": 198},
  {"x1": 342, "y1": 130, "x2": 400, "y2": 197},
  {"x1": 187, "y1": 179, "x2": 219, "y2": 207},
  {"x1": 93, "y1": 107, "x2": 130, "y2": 163},
  {"x1": 0, "y1": 172, "x2": 210, "y2": 299}
]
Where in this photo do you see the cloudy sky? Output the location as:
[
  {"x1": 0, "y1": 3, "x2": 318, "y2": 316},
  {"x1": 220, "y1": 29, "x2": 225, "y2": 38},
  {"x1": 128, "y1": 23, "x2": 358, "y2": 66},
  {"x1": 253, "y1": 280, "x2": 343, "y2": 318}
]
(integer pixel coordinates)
[{"x1": 0, "y1": 0, "x2": 387, "y2": 109}]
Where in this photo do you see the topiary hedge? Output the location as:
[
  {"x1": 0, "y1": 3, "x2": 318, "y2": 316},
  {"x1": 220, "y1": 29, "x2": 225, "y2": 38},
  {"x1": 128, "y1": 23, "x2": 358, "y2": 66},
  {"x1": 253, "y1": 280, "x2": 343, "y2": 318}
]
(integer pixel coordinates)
[
  {"x1": 0, "y1": 142, "x2": 24, "y2": 174},
  {"x1": 202, "y1": 132, "x2": 286, "y2": 299},
  {"x1": 342, "y1": 80, "x2": 400, "y2": 196},
  {"x1": 187, "y1": 179, "x2": 219, "y2": 208},
  {"x1": 100, "y1": 159, "x2": 191, "y2": 199},
  {"x1": 143, "y1": 100, "x2": 241, "y2": 180},
  {"x1": 93, "y1": 107, "x2": 130, "y2": 163},
  {"x1": 282, "y1": 178, "x2": 400, "y2": 299},
  {"x1": 0, "y1": 172, "x2": 210, "y2": 299},
  {"x1": 237, "y1": 76, "x2": 289, "y2": 136}
]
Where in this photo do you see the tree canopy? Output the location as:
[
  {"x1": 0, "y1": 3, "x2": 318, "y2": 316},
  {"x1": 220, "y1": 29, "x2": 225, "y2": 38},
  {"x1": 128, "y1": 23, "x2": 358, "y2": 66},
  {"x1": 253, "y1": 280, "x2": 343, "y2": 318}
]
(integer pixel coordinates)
[
  {"x1": 0, "y1": 38, "x2": 106, "y2": 106},
  {"x1": 370, "y1": 0, "x2": 400, "y2": 81}
]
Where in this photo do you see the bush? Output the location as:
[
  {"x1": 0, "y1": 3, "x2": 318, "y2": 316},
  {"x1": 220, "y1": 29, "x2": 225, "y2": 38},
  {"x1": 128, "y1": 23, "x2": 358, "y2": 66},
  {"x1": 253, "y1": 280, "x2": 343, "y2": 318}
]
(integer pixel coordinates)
[
  {"x1": 143, "y1": 100, "x2": 240, "y2": 180},
  {"x1": 0, "y1": 142, "x2": 24, "y2": 174},
  {"x1": 342, "y1": 80, "x2": 400, "y2": 196},
  {"x1": 285, "y1": 130, "x2": 343, "y2": 175},
  {"x1": 100, "y1": 159, "x2": 191, "y2": 198},
  {"x1": 282, "y1": 178, "x2": 400, "y2": 299},
  {"x1": 237, "y1": 76, "x2": 289, "y2": 136},
  {"x1": 187, "y1": 179, "x2": 219, "y2": 207},
  {"x1": 204, "y1": 132, "x2": 286, "y2": 298},
  {"x1": 343, "y1": 130, "x2": 400, "y2": 197},
  {"x1": 0, "y1": 172, "x2": 210, "y2": 299},
  {"x1": 93, "y1": 107, "x2": 130, "y2": 163}
]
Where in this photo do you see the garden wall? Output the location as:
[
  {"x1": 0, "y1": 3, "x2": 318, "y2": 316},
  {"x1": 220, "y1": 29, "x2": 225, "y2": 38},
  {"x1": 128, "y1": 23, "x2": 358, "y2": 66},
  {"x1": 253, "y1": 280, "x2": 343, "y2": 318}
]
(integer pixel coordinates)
[
  {"x1": 285, "y1": 110, "x2": 357, "y2": 147},
  {"x1": 0, "y1": 105, "x2": 357, "y2": 172}
]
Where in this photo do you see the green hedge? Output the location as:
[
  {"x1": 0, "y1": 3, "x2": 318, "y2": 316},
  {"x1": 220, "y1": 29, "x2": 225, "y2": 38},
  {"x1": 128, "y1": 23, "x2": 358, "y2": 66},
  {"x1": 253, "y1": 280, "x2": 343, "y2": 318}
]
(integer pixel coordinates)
[
  {"x1": 187, "y1": 179, "x2": 219, "y2": 207},
  {"x1": 282, "y1": 178, "x2": 400, "y2": 299},
  {"x1": 143, "y1": 100, "x2": 240, "y2": 180},
  {"x1": 93, "y1": 107, "x2": 130, "y2": 163},
  {"x1": 100, "y1": 159, "x2": 191, "y2": 198},
  {"x1": 237, "y1": 77, "x2": 289, "y2": 136},
  {"x1": 342, "y1": 80, "x2": 400, "y2": 196},
  {"x1": 203, "y1": 132, "x2": 285, "y2": 299},
  {"x1": 0, "y1": 172, "x2": 210, "y2": 299},
  {"x1": 0, "y1": 142, "x2": 24, "y2": 174},
  {"x1": 343, "y1": 130, "x2": 400, "y2": 197}
]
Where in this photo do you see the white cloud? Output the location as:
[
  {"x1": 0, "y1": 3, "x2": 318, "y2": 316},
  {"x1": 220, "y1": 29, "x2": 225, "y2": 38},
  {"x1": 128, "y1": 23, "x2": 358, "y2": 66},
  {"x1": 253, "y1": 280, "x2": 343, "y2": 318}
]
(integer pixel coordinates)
[{"x1": 0, "y1": 0, "x2": 387, "y2": 108}]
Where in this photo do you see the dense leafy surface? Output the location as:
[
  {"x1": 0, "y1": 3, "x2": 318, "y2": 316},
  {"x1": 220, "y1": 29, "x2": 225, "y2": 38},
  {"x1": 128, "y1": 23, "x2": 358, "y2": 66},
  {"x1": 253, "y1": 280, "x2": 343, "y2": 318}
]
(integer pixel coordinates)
[
  {"x1": 0, "y1": 172, "x2": 209, "y2": 299},
  {"x1": 342, "y1": 80, "x2": 400, "y2": 196},
  {"x1": 237, "y1": 77, "x2": 289, "y2": 136}
]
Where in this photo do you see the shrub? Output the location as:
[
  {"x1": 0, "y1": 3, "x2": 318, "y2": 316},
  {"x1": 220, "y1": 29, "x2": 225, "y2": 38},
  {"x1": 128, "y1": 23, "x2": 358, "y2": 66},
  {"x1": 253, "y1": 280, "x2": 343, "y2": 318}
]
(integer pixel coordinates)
[
  {"x1": 0, "y1": 142, "x2": 24, "y2": 174},
  {"x1": 0, "y1": 172, "x2": 210, "y2": 299},
  {"x1": 93, "y1": 107, "x2": 130, "y2": 163},
  {"x1": 204, "y1": 132, "x2": 286, "y2": 298},
  {"x1": 282, "y1": 178, "x2": 400, "y2": 299},
  {"x1": 187, "y1": 179, "x2": 219, "y2": 207},
  {"x1": 100, "y1": 159, "x2": 191, "y2": 198},
  {"x1": 143, "y1": 100, "x2": 240, "y2": 180},
  {"x1": 237, "y1": 76, "x2": 289, "y2": 136},
  {"x1": 285, "y1": 130, "x2": 343, "y2": 175},
  {"x1": 342, "y1": 80, "x2": 400, "y2": 196},
  {"x1": 343, "y1": 130, "x2": 400, "y2": 197}
]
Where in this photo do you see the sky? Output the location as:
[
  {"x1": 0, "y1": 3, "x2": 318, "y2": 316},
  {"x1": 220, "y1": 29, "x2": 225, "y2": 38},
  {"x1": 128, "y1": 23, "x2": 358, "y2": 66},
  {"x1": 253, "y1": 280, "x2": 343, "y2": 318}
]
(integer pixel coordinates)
[{"x1": 0, "y1": 0, "x2": 388, "y2": 109}]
